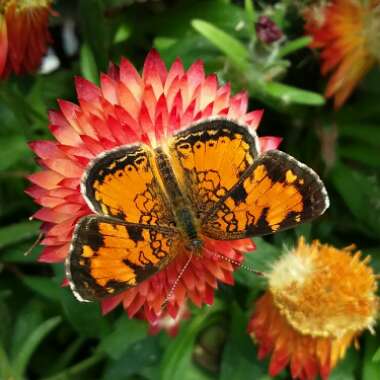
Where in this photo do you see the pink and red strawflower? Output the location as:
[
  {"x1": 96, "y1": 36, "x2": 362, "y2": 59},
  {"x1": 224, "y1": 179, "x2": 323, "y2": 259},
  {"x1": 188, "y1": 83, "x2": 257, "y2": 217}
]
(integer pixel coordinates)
[
  {"x1": 304, "y1": 0, "x2": 380, "y2": 108},
  {"x1": 0, "y1": 0, "x2": 53, "y2": 78},
  {"x1": 27, "y1": 50, "x2": 281, "y2": 327}
]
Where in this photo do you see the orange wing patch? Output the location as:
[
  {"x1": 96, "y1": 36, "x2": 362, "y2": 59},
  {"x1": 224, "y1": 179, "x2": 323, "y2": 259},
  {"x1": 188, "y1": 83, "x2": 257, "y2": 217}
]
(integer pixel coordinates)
[
  {"x1": 203, "y1": 150, "x2": 329, "y2": 239},
  {"x1": 67, "y1": 216, "x2": 179, "y2": 301},
  {"x1": 82, "y1": 145, "x2": 174, "y2": 226},
  {"x1": 168, "y1": 119, "x2": 259, "y2": 217}
]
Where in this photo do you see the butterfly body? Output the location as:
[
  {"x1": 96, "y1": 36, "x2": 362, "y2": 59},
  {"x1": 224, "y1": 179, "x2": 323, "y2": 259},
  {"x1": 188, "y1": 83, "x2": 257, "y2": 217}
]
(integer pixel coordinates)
[
  {"x1": 66, "y1": 118, "x2": 329, "y2": 302},
  {"x1": 154, "y1": 146, "x2": 202, "y2": 252}
]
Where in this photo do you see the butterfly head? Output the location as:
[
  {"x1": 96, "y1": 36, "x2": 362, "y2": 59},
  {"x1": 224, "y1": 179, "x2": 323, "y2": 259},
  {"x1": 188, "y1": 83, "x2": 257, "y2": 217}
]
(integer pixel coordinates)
[{"x1": 186, "y1": 238, "x2": 203, "y2": 253}]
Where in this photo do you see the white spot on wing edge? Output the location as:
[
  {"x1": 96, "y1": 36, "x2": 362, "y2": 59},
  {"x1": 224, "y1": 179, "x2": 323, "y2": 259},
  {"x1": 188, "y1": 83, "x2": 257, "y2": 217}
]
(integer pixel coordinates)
[
  {"x1": 170, "y1": 116, "x2": 261, "y2": 156},
  {"x1": 264, "y1": 149, "x2": 330, "y2": 214},
  {"x1": 65, "y1": 216, "x2": 93, "y2": 303}
]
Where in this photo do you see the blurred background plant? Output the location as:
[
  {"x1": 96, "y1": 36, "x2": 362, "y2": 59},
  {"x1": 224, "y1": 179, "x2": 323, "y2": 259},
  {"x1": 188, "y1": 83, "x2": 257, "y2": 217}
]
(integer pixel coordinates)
[{"x1": 0, "y1": 1, "x2": 379, "y2": 379}]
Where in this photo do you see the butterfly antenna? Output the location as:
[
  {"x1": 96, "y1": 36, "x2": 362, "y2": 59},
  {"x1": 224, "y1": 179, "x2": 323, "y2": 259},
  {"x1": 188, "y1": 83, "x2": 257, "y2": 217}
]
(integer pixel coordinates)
[
  {"x1": 24, "y1": 232, "x2": 43, "y2": 256},
  {"x1": 204, "y1": 248, "x2": 264, "y2": 276},
  {"x1": 162, "y1": 252, "x2": 194, "y2": 310}
]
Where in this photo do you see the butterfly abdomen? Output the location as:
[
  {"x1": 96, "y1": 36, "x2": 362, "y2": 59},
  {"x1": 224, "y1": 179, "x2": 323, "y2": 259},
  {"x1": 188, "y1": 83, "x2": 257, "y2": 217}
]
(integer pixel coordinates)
[{"x1": 154, "y1": 147, "x2": 201, "y2": 249}]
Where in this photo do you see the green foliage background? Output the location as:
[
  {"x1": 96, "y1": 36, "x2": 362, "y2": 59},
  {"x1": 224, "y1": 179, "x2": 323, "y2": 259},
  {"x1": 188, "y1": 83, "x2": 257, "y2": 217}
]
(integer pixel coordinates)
[{"x1": 0, "y1": 1, "x2": 380, "y2": 379}]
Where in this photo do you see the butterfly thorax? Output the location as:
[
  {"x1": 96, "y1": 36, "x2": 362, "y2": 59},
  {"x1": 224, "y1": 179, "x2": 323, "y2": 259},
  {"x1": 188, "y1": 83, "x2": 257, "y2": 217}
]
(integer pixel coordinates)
[{"x1": 154, "y1": 147, "x2": 203, "y2": 252}]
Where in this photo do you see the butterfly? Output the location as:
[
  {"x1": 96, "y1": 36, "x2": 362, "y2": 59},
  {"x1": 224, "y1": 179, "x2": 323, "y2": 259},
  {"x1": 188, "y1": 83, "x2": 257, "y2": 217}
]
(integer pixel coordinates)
[{"x1": 66, "y1": 118, "x2": 329, "y2": 302}]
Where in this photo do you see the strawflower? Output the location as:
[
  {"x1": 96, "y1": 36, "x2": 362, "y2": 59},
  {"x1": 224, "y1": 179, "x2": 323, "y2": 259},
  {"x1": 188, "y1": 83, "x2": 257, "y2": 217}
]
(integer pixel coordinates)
[
  {"x1": 304, "y1": 0, "x2": 380, "y2": 108},
  {"x1": 248, "y1": 237, "x2": 379, "y2": 380},
  {"x1": 0, "y1": 0, "x2": 53, "y2": 78},
  {"x1": 27, "y1": 50, "x2": 282, "y2": 328}
]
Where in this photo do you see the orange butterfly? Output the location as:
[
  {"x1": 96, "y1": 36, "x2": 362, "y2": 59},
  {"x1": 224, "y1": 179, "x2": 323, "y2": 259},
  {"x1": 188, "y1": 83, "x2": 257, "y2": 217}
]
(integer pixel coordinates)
[{"x1": 66, "y1": 118, "x2": 329, "y2": 301}]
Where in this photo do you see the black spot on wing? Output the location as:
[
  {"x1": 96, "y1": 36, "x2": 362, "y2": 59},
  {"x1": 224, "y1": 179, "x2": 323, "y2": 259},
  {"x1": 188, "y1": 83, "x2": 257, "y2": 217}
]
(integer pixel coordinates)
[
  {"x1": 126, "y1": 225, "x2": 144, "y2": 242},
  {"x1": 229, "y1": 185, "x2": 248, "y2": 205}
]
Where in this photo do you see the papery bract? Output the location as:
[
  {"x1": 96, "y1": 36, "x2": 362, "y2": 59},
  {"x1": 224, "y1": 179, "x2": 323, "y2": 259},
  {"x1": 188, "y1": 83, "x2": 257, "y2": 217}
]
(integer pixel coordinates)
[{"x1": 28, "y1": 50, "x2": 281, "y2": 328}]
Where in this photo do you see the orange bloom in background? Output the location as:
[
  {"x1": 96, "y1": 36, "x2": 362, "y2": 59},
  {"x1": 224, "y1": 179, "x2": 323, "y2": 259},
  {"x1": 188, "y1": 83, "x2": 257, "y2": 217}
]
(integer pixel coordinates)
[
  {"x1": 248, "y1": 237, "x2": 378, "y2": 380},
  {"x1": 27, "y1": 50, "x2": 282, "y2": 328},
  {"x1": 304, "y1": 0, "x2": 380, "y2": 108},
  {"x1": 0, "y1": 0, "x2": 53, "y2": 78}
]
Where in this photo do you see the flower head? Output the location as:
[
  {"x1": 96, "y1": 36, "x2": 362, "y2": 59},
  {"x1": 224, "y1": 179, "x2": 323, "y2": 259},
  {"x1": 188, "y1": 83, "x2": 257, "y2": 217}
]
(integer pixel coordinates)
[
  {"x1": 0, "y1": 0, "x2": 53, "y2": 78},
  {"x1": 27, "y1": 50, "x2": 281, "y2": 327},
  {"x1": 256, "y1": 16, "x2": 283, "y2": 44},
  {"x1": 304, "y1": 0, "x2": 380, "y2": 108},
  {"x1": 248, "y1": 237, "x2": 378, "y2": 380}
]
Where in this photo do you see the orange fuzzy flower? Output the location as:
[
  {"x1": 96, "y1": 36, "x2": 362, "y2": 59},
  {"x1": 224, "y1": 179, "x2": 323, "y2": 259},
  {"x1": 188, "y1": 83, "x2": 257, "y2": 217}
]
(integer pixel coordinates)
[
  {"x1": 304, "y1": 0, "x2": 380, "y2": 108},
  {"x1": 27, "y1": 50, "x2": 281, "y2": 328},
  {"x1": 248, "y1": 237, "x2": 378, "y2": 380},
  {"x1": 0, "y1": 0, "x2": 53, "y2": 78}
]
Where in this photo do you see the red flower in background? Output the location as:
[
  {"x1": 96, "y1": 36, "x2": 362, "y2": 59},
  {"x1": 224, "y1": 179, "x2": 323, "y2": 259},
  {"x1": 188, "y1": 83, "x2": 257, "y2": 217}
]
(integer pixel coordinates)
[
  {"x1": 27, "y1": 50, "x2": 281, "y2": 328},
  {"x1": 304, "y1": 0, "x2": 380, "y2": 108},
  {"x1": 0, "y1": 0, "x2": 53, "y2": 78}
]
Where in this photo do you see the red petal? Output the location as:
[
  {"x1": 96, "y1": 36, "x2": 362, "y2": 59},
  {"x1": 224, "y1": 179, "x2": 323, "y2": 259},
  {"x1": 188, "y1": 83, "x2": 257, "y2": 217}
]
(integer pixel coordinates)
[
  {"x1": 28, "y1": 171, "x2": 63, "y2": 190},
  {"x1": 259, "y1": 136, "x2": 282, "y2": 152},
  {"x1": 75, "y1": 76, "x2": 101, "y2": 102}
]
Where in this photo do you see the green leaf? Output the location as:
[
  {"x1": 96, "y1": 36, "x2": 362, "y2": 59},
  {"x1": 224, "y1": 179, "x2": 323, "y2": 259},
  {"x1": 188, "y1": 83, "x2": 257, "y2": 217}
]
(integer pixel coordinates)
[
  {"x1": 0, "y1": 221, "x2": 40, "y2": 250},
  {"x1": 263, "y1": 82, "x2": 325, "y2": 106},
  {"x1": 41, "y1": 353, "x2": 105, "y2": 380},
  {"x1": 102, "y1": 336, "x2": 161, "y2": 380},
  {"x1": 0, "y1": 242, "x2": 41, "y2": 263},
  {"x1": 329, "y1": 347, "x2": 358, "y2": 380},
  {"x1": 373, "y1": 347, "x2": 380, "y2": 362},
  {"x1": 99, "y1": 316, "x2": 148, "y2": 360},
  {"x1": 234, "y1": 237, "x2": 281, "y2": 289},
  {"x1": 79, "y1": 0, "x2": 109, "y2": 71},
  {"x1": 277, "y1": 36, "x2": 312, "y2": 58},
  {"x1": 362, "y1": 334, "x2": 380, "y2": 380},
  {"x1": 339, "y1": 123, "x2": 380, "y2": 148},
  {"x1": 21, "y1": 276, "x2": 61, "y2": 301},
  {"x1": 154, "y1": 37, "x2": 178, "y2": 51},
  {"x1": 0, "y1": 299, "x2": 11, "y2": 348},
  {"x1": 330, "y1": 162, "x2": 380, "y2": 236},
  {"x1": 10, "y1": 301, "x2": 44, "y2": 360},
  {"x1": 220, "y1": 304, "x2": 267, "y2": 380},
  {"x1": 80, "y1": 43, "x2": 99, "y2": 85},
  {"x1": 244, "y1": 0, "x2": 256, "y2": 23},
  {"x1": 0, "y1": 136, "x2": 30, "y2": 171},
  {"x1": 60, "y1": 289, "x2": 110, "y2": 338},
  {"x1": 161, "y1": 305, "x2": 223, "y2": 380},
  {"x1": 12, "y1": 316, "x2": 61, "y2": 378},
  {"x1": 191, "y1": 19, "x2": 250, "y2": 70},
  {"x1": 0, "y1": 344, "x2": 14, "y2": 380},
  {"x1": 338, "y1": 144, "x2": 380, "y2": 168},
  {"x1": 113, "y1": 23, "x2": 131, "y2": 44}
]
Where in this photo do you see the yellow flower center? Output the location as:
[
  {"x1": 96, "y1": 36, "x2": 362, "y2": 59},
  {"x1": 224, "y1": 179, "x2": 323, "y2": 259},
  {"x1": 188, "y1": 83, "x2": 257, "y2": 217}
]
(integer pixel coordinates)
[
  {"x1": 364, "y1": 3, "x2": 380, "y2": 61},
  {"x1": 268, "y1": 238, "x2": 378, "y2": 338},
  {"x1": 1, "y1": 0, "x2": 50, "y2": 13}
]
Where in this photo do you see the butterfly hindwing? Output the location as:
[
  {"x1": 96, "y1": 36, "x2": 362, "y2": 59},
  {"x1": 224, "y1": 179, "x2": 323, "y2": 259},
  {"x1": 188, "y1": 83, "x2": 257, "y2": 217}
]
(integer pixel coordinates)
[
  {"x1": 168, "y1": 119, "x2": 260, "y2": 219},
  {"x1": 202, "y1": 150, "x2": 329, "y2": 239},
  {"x1": 82, "y1": 145, "x2": 175, "y2": 227},
  {"x1": 66, "y1": 215, "x2": 180, "y2": 301}
]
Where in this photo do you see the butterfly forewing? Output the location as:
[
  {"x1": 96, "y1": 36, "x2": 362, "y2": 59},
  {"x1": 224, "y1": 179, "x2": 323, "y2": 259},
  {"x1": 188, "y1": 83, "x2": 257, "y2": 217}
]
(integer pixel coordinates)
[
  {"x1": 82, "y1": 144, "x2": 175, "y2": 227},
  {"x1": 202, "y1": 150, "x2": 329, "y2": 239},
  {"x1": 67, "y1": 215, "x2": 180, "y2": 301},
  {"x1": 168, "y1": 119, "x2": 260, "y2": 219}
]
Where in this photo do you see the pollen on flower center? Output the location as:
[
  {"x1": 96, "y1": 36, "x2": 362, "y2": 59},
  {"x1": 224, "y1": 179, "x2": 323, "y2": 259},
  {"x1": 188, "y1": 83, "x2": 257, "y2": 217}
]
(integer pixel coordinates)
[
  {"x1": 3, "y1": 0, "x2": 50, "y2": 12},
  {"x1": 364, "y1": 5, "x2": 380, "y2": 61},
  {"x1": 268, "y1": 238, "x2": 378, "y2": 338}
]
